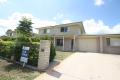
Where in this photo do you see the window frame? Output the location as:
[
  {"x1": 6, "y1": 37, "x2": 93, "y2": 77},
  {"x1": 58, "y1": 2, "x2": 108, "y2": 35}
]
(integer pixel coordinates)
[
  {"x1": 43, "y1": 28, "x2": 50, "y2": 34},
  {"x1": 110, "y1": 38, "x2": 120, "y2": 46},
  {"x1": 56, "y1": 39, "x2": 63, "y2": 46},
  {"x1": 60, "y1": 27, "x2": 68, "y2": 32}
]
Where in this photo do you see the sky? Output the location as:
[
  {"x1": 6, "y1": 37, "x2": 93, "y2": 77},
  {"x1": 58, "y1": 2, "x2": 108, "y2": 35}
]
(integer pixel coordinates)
[{"x1": 0, "y1": 0, "x2": 120, "y2": 35}]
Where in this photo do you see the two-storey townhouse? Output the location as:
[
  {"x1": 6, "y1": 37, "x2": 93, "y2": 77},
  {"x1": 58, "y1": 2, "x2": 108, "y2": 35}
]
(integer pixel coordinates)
[
  {"x1": 37, "y1": 22, "x2": 120, "y2": 54},
  {"x1": 37, "y1": 22, "x2": 85, "y2": 51}
]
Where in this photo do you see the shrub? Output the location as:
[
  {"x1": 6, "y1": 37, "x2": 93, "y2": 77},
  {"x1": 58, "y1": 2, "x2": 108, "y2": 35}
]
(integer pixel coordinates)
[
  {"x1": 0, "y1": 36, "x2": 8, "y2": 41},
  {"x1": 0, "y1": 41, "x2": 39, "y2": 66},
  {"x1": 14, "y1": 36, "x2": 30, "y2": 61},
  {"x1": 31, "y1": 37, "x2": 40, "y2": 42},
  {"x1": 14, "y1": 42, "x2": 39, "y2": 66},
  {"x1": 14, "y1": 36, "x2": 40, "y2": 66},
  {"x1": 0, "y1": 41, "x2": 15, "y2": 58},
  {"x1": 28, "y1": 43, "x2": 39, "y2": 66},
  {"x1": 0, "y1": 39, "x2": 2, "y2": 42},
  {"x1": 0, "y1": 36, "x2": 16, "y2": 41},
  {"x1": 40, "y1": 35, "x2": 52, "y2": 40},
  {"x1": 16, "y1": 36, "x2": 32, "y2": 42},
  {"x1": 0, "y1": 38, "x2": 56, "y2": 66},
  {"x1": 49, "y1": 42, "x2": 56, "y2": 62}
]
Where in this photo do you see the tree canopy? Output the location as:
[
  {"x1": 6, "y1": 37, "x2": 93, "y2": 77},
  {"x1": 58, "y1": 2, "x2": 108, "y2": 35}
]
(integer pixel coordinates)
[{"x1": 17, "y1": 17, "x2": 33, "y2": 37}]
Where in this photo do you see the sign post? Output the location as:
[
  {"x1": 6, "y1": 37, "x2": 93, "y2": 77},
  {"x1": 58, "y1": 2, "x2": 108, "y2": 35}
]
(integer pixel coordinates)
[{"x1": 20, "y1": 46, "x2": 30, "y2": 67}]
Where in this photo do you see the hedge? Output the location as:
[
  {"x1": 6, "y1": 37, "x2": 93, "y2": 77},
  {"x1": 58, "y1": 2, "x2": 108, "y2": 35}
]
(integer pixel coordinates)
[
  {"x1": 0, "y1": 41, "x2": 15, "y2": 58},
  {"x1": 0, "y1": 36, "x2": 40, "y2": 42},
  {"x1": 31, "y1": 37, "x2": 40, "y2": 42},
  {"x1": 0, "y1": 41, "x2": 39, "y2": 66},
  {"x1": 0, "y1": 40, "x2": 56, "y2": 66},
  {"x1": 0, "y1": 36, "x2": 16, "y2": 41}
]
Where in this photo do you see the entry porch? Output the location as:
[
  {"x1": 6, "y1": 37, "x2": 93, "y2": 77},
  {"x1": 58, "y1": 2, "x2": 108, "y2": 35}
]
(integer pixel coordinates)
[{"x1": 53, "y1": 35, "x2": 77, "y2": 51}]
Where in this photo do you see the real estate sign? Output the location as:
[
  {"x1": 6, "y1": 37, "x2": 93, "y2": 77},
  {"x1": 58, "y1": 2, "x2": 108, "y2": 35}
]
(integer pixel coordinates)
[{"x1": 20, "y1": 46, "x2": 30, "y2": 63}]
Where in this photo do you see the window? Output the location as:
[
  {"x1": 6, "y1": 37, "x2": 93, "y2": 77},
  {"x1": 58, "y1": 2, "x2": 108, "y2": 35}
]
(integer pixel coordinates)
[
  {"x1": 43, "y1": 29, "x2": 50, "y2": 34},
  {"x1": 106, "y1": 38, "x2": 110, "y2": 46},
  {"x1": 60, "y1": 27, "x2": 68, "y2": 32},
  {"x1": 61, "y1": 27, "x2": 64, "y2": 32},
  {"x1": 56, "y1": 39, "x2": 63, "y2": 46},
  {"x1": 43, "y1": 29, "x2": 47, "y2": 34},
  {"x1": 110, "y1": 38, "x2": 120, "y2": 46}
]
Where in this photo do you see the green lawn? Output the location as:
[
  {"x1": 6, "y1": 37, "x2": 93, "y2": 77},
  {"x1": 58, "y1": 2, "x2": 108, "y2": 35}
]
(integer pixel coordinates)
[
  {"x1": 0, "y1": 58, "x2": 40, "y2": 80},
  {"x1": 55, "y1": 51, "x2": 73, "y2": 61}
]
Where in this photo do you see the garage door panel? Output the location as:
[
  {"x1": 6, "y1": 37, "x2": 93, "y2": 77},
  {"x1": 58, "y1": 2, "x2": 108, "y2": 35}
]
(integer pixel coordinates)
[{"x1": 78, "y1": 38, "x2": 98, "y2": 52}]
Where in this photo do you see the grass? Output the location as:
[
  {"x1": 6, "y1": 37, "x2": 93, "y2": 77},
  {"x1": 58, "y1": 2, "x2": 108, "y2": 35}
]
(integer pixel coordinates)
[
  {"x1": 0, "y1": 58, "x2": 40, "y2": 80},
  {"x1": 0, "y1": 51, "x2": 73, "y2": 80},
  {"x1": 55, "y1": 51, "x2": 73, "y2": 61}
]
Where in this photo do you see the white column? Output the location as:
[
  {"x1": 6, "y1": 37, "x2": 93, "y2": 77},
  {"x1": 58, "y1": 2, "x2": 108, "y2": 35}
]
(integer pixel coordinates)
[
  {"x1": 63, "y1": 36, "x2": 64, "y2": 51},
  {"x1": 73, "y1": 35, "x2": 76, "y2": 51},
  {"x1": 53, "y1": 36, "x2": 55, "y2": 47},
  {"x1": 100, "y1": 36, "x2": 103, "y2": 53}
]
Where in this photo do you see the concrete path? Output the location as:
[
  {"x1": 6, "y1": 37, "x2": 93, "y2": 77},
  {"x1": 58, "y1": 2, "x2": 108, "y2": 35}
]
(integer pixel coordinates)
[{"x1": 35, "y1": 52, "x2": 120, "y2": 80}]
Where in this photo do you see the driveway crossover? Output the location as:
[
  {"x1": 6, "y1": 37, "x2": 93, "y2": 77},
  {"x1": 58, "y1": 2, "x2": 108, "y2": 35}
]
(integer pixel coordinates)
[{"x1": 35, "y1": 52, "x2": 120, "y2": 80}]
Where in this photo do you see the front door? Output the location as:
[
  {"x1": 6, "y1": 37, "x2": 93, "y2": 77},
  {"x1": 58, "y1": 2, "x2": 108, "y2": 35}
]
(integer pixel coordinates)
[{"x1": 71, "y1": 39, "x2": 74, "y2": 50}]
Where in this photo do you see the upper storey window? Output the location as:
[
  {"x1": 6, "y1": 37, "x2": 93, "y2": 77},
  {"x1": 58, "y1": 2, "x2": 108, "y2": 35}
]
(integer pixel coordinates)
[
  {"x1": 43, "y1": 29, "x2": 50, "y2": 34},
  {"x1": 60, "y1": 27, "x2": 68, "y2": 32}
]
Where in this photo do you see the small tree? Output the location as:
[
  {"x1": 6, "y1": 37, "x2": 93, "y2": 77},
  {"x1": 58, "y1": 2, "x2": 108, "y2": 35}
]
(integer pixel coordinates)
[
  {"x1": 49, "y1": 42, "x2": 56, "y2": 62},
  {"x1": 14, "y1": 17, "x2": 33, "y2": 61},
  {"x1": 17, "y1": 17, "x2": 33, "y2": 37}
]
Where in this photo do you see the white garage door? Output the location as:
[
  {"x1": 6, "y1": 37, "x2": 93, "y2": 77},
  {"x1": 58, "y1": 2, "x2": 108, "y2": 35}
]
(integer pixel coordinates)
[{"x1": 78, "y1": 38, "x2": 98, "y2": 52}]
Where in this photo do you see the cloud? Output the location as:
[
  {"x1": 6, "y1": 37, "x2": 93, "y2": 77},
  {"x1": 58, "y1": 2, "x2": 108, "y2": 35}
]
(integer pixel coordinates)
[
  {"x1": 0, "y1": 0, "x2": 8, "y2": 5},
  {"x1": 0, "y1": 12, "x2": 57, "y2": 36},
  {"x1": 53, "y1": 13, "x2": 64, "y2": 20},
  {"x1": 94, "y1": 0, "x2": 104, "y2": 6},
  {"x1": 62, "y1": 20, "x2": 72, "y2": 24},
  {"x1": 0, "y1": 12, "x2": 35, "y2": 33},
  {"x1": 0, "y1": 12, "x2": 73, "y2": 36},
  {"x1": 0, "y1": 12, "x2": 119, "y2": 36},
  {"x1": 83, "y1": 19, "x2": 120, "y2": 34},
  {"x1": 0, "y1": 27, "x2": 7, "y2": 36}
]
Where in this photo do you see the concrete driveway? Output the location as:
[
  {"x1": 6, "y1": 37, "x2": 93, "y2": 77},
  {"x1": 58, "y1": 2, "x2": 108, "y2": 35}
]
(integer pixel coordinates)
[{"x1": 35, "y1": 52, "x2": 120, "y2": 80}]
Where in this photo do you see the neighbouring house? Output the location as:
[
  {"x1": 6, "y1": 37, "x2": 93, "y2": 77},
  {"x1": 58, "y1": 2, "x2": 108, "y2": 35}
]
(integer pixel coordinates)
[
  {"x1": 6, "y1": 29, "x2": 17, "y2": 38},
  {"x1": 6, "y1": 29, "x2": 15, "y2": 37},
  {"x1": 37, "y1": 22, "x2": 120, "y2": 54}
]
